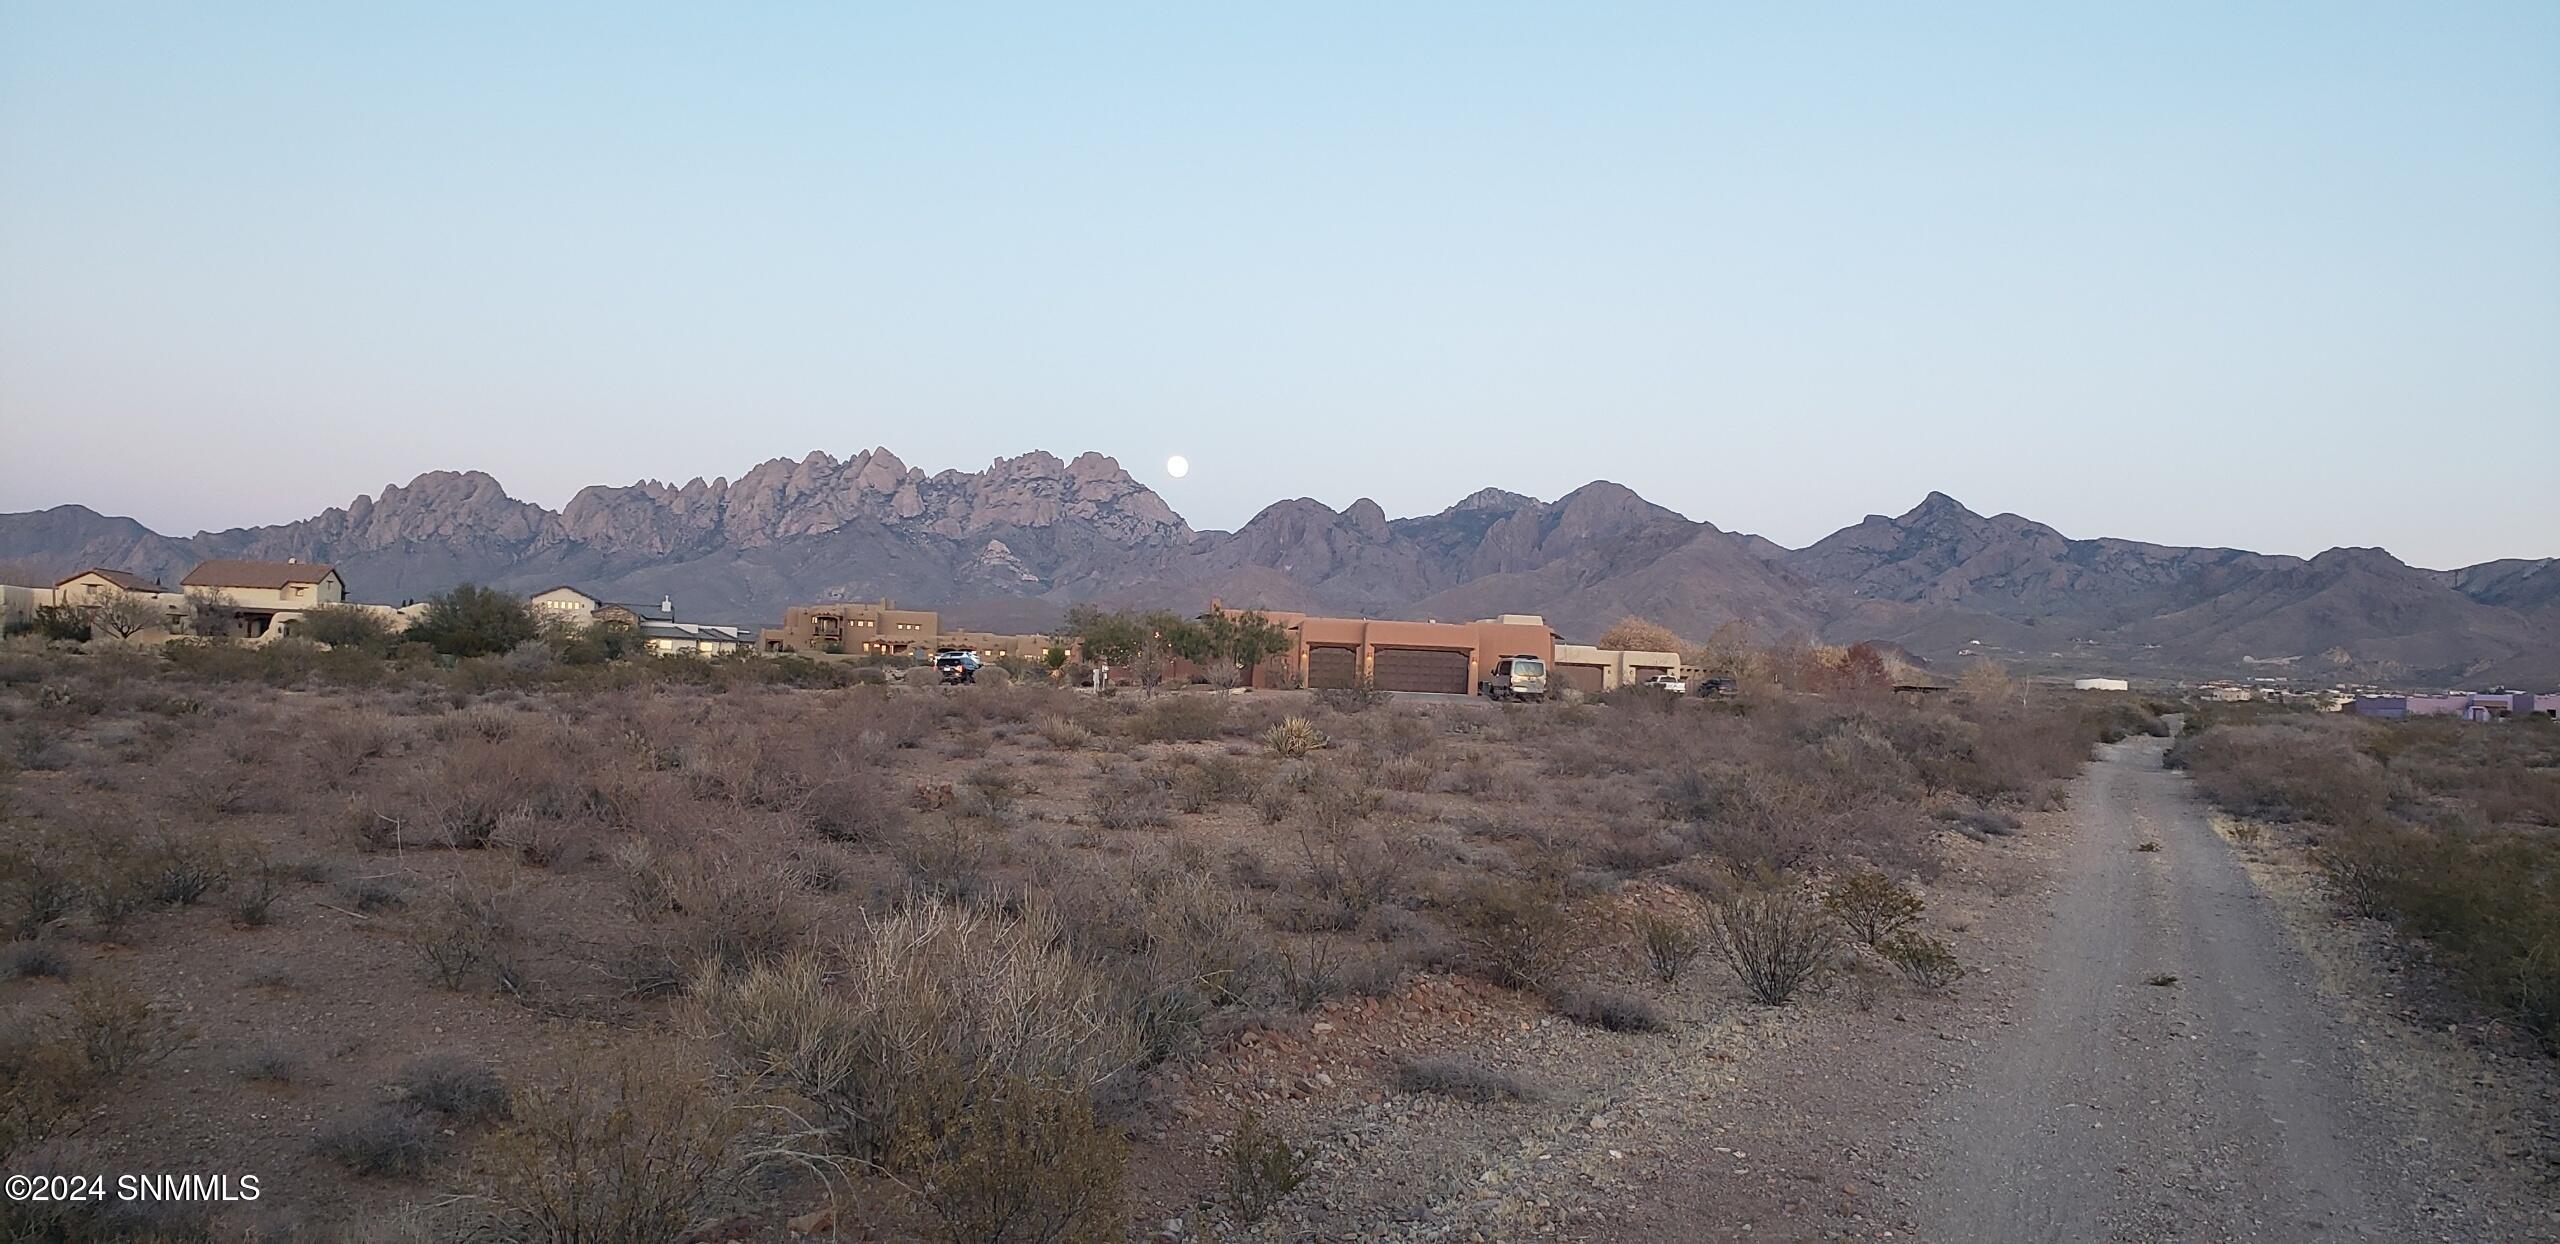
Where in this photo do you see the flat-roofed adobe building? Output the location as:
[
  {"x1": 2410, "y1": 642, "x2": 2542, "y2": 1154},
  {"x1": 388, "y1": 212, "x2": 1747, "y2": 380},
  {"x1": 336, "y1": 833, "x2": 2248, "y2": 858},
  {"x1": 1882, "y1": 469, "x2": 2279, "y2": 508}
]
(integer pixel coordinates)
[
  {"x1": 761, "y1": 600, "x2": 940, "y2": 655},
  {"x1": 1217, "y1": 607, "x2": 1558, "y2": 694}
]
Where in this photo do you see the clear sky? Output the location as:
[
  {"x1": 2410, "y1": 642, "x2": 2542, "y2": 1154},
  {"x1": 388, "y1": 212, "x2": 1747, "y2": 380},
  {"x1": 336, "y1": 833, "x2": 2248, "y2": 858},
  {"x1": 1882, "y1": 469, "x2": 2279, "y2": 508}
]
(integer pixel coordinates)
[{"x1": 3, "y1": 3, "x2": 2553, "y2": 568}]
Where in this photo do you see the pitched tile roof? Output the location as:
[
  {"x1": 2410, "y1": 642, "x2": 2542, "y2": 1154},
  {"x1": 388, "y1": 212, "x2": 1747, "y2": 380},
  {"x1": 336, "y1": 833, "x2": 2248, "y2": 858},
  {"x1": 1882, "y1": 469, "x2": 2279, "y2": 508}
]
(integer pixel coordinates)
[
  {"x1": 180, "y1": 559, "x2": 339, "y2": 590},
  {"x1": 56, "y1": 567, "x2": 167, "y2": 592}
]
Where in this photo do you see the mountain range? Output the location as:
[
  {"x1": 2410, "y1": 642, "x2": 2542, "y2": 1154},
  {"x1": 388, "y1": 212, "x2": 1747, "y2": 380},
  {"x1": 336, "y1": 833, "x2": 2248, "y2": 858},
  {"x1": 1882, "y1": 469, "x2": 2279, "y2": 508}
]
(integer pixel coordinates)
[{"x1": 3, "y1": 448, "x2": 2551, "y2": 686}]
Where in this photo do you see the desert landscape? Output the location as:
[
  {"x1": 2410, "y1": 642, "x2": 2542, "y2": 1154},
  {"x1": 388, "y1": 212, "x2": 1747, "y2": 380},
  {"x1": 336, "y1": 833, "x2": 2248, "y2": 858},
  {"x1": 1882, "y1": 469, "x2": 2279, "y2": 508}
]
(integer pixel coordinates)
[{"x1": 1, "y1": 635, "x2": 2552, "y2": 1242}]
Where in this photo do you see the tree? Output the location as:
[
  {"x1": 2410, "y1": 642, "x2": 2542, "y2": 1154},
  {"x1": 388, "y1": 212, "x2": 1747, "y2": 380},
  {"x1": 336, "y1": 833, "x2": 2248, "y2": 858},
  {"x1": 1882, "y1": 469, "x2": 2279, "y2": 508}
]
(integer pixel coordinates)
[
  {"x1": 295, "y1": 604, "x2": 394, "y2": 650},
  {"x1": 1688, "y1": 620, "x2": 1761, "y2": 682},
  {"x1": 403, "y1": 584, "x2": 541, "y2": 658},
  {"x1": 1061, "y1": 606, "x2": 1148, "y2": 671},
  {"x1": 1597, "y1": 616, "x2": 1686, "y2": 654},
  {"x1": 184, "y1": 589, "x2": 240, "y2": 638},
  {"x1": 84, "y1": 592, "x2": 163, "y2": 640},
  {"x1": 1959, "y1": 657, "x2": 2019, "y2": 703}
]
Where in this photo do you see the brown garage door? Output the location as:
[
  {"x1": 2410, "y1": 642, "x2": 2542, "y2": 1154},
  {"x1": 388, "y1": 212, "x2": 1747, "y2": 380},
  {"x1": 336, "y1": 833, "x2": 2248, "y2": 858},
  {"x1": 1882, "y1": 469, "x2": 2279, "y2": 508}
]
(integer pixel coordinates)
[
  {"x1": 1372, "y1": 647, "x2": 1469, "y2": 694},
  {"x1": 1553, "y1": 663, "x2": 1605, "y2": 694},
  {"x1": 1306, "y1": 646, "x2": 1359, "y2": 690}
]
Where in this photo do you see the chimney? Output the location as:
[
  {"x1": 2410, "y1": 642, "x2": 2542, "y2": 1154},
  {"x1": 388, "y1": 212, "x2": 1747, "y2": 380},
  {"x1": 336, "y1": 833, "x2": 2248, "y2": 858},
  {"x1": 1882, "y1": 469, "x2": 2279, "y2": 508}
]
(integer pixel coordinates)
[{"x1": 660, "y1": 594, "x2": 674, "y2": 614}]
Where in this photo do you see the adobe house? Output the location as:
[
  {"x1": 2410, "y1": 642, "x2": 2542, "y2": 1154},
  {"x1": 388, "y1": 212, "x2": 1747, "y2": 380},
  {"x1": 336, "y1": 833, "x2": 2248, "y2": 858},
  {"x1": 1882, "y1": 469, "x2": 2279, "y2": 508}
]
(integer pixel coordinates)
[
  {"x1": 761, "y1": 600, "x2": 940, "y2": 655},
  {"x1": 1221, "y1": 608, "x2": 1558, "y2": 694},
  {"x1": 179, "y1": 559, "x2": 345, "y2": 639},
  {"x1": 1549, "y1": 642, "x2": 1682, "y2": 694}
]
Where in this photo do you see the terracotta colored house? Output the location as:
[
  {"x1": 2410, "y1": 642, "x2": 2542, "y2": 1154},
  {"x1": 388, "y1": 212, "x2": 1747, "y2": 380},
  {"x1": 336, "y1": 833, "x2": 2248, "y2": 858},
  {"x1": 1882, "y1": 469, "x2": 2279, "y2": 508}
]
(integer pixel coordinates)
[
  {"x1": 1216, "y1": 608, "x2": 1558, "y2": 694},
  {"x1": 761, "y1": 601, "x2": 940, "y2": 655}
]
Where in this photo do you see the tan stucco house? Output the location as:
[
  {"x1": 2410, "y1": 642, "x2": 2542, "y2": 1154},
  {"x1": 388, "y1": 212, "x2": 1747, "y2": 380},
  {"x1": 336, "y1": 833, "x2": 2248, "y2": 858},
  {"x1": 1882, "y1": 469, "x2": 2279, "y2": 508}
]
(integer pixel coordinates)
[
  {"x1": 51, "y1": 568, "x2": 189, "y2": 636},
  {"x1": 180, "y1": 559, "x2": 346, "y2": 639}
]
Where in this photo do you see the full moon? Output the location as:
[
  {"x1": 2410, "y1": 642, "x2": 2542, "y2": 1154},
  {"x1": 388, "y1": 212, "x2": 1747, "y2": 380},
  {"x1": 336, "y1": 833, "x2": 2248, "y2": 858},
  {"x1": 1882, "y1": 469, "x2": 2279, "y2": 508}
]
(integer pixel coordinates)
[{"x1": 1165, "y1": 455, "x2": 1190, "y2": 478}]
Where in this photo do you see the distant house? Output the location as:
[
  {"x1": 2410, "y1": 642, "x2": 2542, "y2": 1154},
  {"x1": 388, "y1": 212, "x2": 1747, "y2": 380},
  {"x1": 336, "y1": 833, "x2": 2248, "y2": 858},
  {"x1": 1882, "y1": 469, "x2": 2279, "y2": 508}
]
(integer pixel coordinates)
[
  {"x1": 2073, "y1": 677, "x2": 2131, "y2": 692},
  {"x1": 2347, "y1": 692, "x2": 2544, "y2": 721},
  {"x1": 543, "y1": 588, "x2": 753, "y2": 657},
  {"x1": 762, "y1": 600, "x2": 941, "y2": 655},
  {"x1": 178, "y1": 559, "x2": 345, "y2": 638},
  {"x1": 51, "y1": 568, "x2": 188, "y2": 635},
  {"x1": 528, "y1": 585, "x2": 602, "y2": 627}
]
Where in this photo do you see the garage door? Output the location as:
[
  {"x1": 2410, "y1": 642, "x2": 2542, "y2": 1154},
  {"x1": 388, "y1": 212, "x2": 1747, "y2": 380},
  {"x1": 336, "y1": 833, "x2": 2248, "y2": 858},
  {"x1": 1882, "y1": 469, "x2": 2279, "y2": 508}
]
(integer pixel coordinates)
[
  {"x1": 1306, "y1": 646, "x2": 1360, "y2": 690},
  {"x1": 1553, "y1": 663, "x2": 1605, "y2": 694},
  {"x1": 1372, "y1": 647, "x2": 1469, "y2": 694}
]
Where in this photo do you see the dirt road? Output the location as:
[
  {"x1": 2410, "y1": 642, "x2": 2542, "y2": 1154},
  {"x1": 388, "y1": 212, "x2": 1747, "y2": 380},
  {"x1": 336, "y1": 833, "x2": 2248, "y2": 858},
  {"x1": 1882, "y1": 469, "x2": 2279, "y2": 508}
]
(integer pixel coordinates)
[{"x1": 1912, "y1": 732, "x2": 2535, "y2": 1243}]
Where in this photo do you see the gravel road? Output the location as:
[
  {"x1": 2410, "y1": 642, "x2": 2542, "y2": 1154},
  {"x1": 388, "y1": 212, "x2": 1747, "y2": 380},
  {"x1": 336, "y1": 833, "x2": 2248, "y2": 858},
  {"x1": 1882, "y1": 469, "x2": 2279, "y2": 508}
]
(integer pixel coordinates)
[{"x1": 1912, "y1": 731, "x2": 2536, "y2": 1243}]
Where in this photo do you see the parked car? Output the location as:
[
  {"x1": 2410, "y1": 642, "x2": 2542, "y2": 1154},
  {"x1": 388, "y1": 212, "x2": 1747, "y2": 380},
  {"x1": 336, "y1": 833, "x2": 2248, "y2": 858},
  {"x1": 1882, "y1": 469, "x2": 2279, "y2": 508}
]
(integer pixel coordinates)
[
  {"x1": 1641, "y1": 674, "x2": 1687, "y2": 694},
  {"x1": 1695, "y1": 677, "x2": 1737, "y2": 698},
  {"x1": 933, "y1": 649, "x2": 982, "y2": 684},
  {"x1": 1479, "y1": 655, "x2": 1548, "y2": 702}
]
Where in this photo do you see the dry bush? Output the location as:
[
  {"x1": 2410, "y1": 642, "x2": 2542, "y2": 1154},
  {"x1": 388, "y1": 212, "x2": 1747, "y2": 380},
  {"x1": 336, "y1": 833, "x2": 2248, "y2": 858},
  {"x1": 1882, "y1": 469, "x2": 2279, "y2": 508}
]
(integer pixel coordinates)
[
  {"x1": 3, "y1": 942, "x2": 69, "y2": 981},
  {"x1": 695, "y1": 900, "x2": 1139, "y2": 1162},
  {"x1": 411, "y1": 883, "x2": 525, "y2": 993},
  {"x1": 486, "y1": 1050, "x2": 747, "y2": 1244},
  {"x1": 1879, "y1": 931, "x2": 1966, "y2": 990},
  {"x1": 1546, "y1": 983, "x2": 1667, "y2": 1033},
  {"x1": 887, "y1": 1065, "x2": 1127, "y2": 1244},
  {"x1": 1635, "y1": 910, "x2": 1701, "y2": 983},
  {"x1": 235, "y1": 1043, "x2": 304, "y2": 1084},
  {"x1": 396, "y1": 1052, "x2": 511, "y2": 1123},
  {"x1": 1092, "y1": 767, "x2": 1172, "y2": 831},
  {"x1": 1451, "y1": 876, "x2": 1580, "y2": 991},
  {"x1": 1134, "y1": 695, "x2": 1225, "y2": 742},
  {"x1": 1037, "y1": 715, "x2": 1093, "y2": 751},
  {"x1": 1223, "y1": 1111, "x2": 1314, "y2": 1226},
  {"x1": 1296, "y1": 818, "x2": 1413, "y2": 918},
  {"x1": 315, "y1": 1107, "x2": 442, "y2": 1178},
  {"x1": 2168, "y1": 719, "x2": 2389, "y2": 825},
  {"x1": 1824, "y1": 871, "x2": 1924, "y2": 947},
  {"x1": 1709, "y1": 885, "x2": 1839, "y2": 1006},
  {"x1": 1389, "y1": 1055, "x2": 1537, "y2": 1103},
  {"x1": 1068, "y1": 869, "x2": 1276, "y2": 1061},
  {"x1": 0, "y1": 841, "x2": 79, "y2": 938}
]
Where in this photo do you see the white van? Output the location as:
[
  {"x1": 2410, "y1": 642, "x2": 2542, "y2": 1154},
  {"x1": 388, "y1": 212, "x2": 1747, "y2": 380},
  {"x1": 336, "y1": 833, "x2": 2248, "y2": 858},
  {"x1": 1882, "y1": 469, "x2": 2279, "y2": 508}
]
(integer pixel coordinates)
[{"x1": 1480, "y1": 656, "x2": 1549, "y2": 702}]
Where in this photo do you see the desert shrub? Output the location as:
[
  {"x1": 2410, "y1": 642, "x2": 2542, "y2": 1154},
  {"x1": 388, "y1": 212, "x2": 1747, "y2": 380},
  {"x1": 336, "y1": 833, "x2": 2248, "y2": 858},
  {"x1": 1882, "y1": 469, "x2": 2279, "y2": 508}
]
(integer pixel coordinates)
[
  {"x1": 1635, "y1": 910, "x2": 1700, "y2": 983},
  {"x1": 1296, "y1": 819, "x2": 1412, "y2": 917},
  {"x1": 1223, "y1": 1111, "x2": 1314, "y2": 1226},
  {"x1": 315, "y1": 1107, "x2": 443, "y2": 1178},
  {"x1": 1037, "y1": 716, "x2": 1092, "y2": 750},
  {"x1": 397, "y1": 1053, "x2": 511, "y2": 1123},
  {"x1": 1451, "y1": 876, "x2": 1579, "y2": 991},
  {"x1": 1935, "y1": 806, "x2": 2021, "y2": 840},
  {"x1": 801, "y1": 769, "x2": 906, "y2": 843},
  {"x1": 402, "y1": 584, "x2": 541, "y2": 659},
  {"x1": 486, "y1": 1052, "x2": 747, "y2": 1244},
  {"x1": 1314, "y1": 683, "x2": 1387, "y2": 714},
  {"x1": 1069, "y1": 869, "x2": 1276, "y2": 1061},
  {"x1": 139, "y1": 834, "x2": 229, "y2": 906},
  {"x1": 1709, "y1": 885, "x2": 1839, "y2": 1006},
  {"x1": 232, "y1": 854, "x2": 286, "y2": 927},
  {"x1": 0, "y1": 845, "x2": 79, "y2": 939},
  {"x1": 337, "y1": 874, "x2": 412, "y2": 913},
  {"x1": 2, "y1": 942, "x2": 69, "y2": 981},
  {"x1": 695, "y1": 900, "x2": 1138, "y2": 1162},
  {"x1": 235, "y1": 1043, "x2": 305, "y2": 1084},
  {"x1": 297, "y1": 604, "x2": 396, "y2": 651},
  {"x1": 1092, "y1": 768, "x2": 1172, "y2": 831},
  {"x1": 1824, "y1": 871, "x2": 1924, "y2": 947},
  {"x1": 1255, "y1": 783, "x2": 1294, "y2": 825},
  {"x1": 1266, "y1": 716, "x2": 1328, "y2": 758},
  {"x1": 1134, "y1": 695, "x2": 1225, "y2": 742},
  {"x1": 2326, "y1": 821, "x2": 2558, "y2": 1051},
  {"x1": 1879, "y1": 931, "x2": 1966, "y2": 990},
  {"x1": 1389, "y1": 1055, "x2": 1537, "y2": 1103},
  {"x1": 887, "y1": 1065, "x2": 1128, "y2": 1244},
  {"x1": 1546, "y1": 984, "x2": 1667, "y2": 1032},
  {"x1": 412, "y1": 885, "x2": 524, "y2": 993},
  {"x1": 2168, "y1": 719, "x2": 2389, "y2": 826}
]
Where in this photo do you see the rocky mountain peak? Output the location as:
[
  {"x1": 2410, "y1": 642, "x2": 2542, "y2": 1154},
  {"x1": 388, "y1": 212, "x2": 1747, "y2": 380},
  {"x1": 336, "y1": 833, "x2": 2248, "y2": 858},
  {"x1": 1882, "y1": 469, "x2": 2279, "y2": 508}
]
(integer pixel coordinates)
[{"x1": 1450, "y1": 487, "x2": 1540, "y2": 513}]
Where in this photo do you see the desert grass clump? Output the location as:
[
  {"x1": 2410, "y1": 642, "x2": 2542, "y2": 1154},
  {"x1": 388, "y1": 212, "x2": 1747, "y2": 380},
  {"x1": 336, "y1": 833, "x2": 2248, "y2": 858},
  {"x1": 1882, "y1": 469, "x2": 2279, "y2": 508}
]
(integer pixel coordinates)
[
  {"x1": 1389, "y1": 1055, "x2": 1538, "y2": 1103},
  {"x1": 1092, "y1": 768, "x2": 1172, "y2": 831},
  {"x1": 1451, "y1": 876, "x2": 1580, "y2": 991},
  {"x1": 235, "y1": 1043, "x2": 305, "y2": 1084},
  {"x1": 396, "y1": 1053, "x2": 512, "y2": 1123},
  {"x1": 1135, "y1": 694, "x2": 1225, "y2": 743},
  {"x1": 1823, "y1": 871, "x2": 1924, "y2": 947},
  {"x1": 0, "y1": 845, "x2": 79, "y2": 940},
  {"x1": 696, "y1": 899, "x2": 1138, "y2": 1161},
  {"x1": 1265, "y1": 716, "x2": 1328, "y2": 758},
  {"x1": 411, "y1": 884, "x2": 524, "y2": 993},
  {"x1": 1709, "y1": 884, "x2": 1840, "y2": 1006},
  {"x1": 2, "y1": 942, "x2": 68, "y2": 981},
  {"x1": 315, "y1": 1108, "x2": 443, "y2": 1178},
  {"x1": 1635, "y1": 910, "x2": 1701, "y2": 983},
  {"x1": 1546, "y1": 984, "x2": 1668, "y2": 1033}
]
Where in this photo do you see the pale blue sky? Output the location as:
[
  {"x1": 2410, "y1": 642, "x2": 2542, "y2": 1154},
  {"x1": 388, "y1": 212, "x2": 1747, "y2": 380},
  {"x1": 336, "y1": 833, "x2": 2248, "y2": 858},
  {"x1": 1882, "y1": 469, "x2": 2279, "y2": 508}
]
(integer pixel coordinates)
[{"x1": 3, "y1": 3, "x2": 2553, "y2": 568}]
